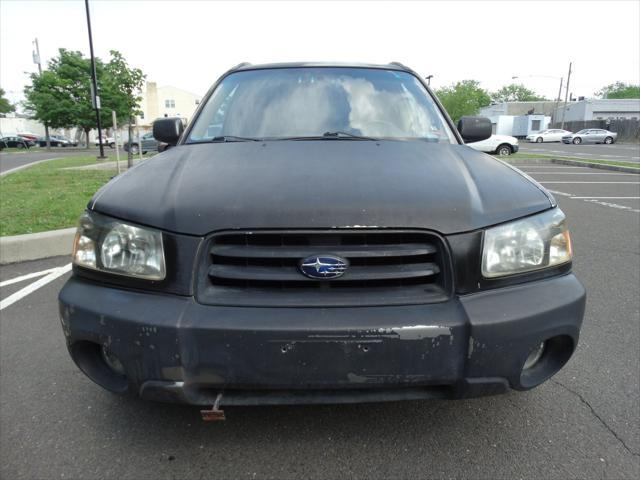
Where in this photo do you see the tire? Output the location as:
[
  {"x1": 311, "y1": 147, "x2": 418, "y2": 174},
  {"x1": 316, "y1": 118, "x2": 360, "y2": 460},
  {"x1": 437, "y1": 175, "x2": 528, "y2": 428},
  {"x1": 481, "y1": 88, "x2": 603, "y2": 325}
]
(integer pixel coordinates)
[
  {"x1": 496, "y1": 144, "x2": 512, "y2": 156},
  {"x1": 572, "y1": 137, "x2": 582, "y2": 145},
  {"x1": 604, "y1": 136, "x2": 613, "y2": 144},
  {"x1": 536, "y1": 137, "x2": 543, "y2": 143},
  {"x1": 130, "y1": 144, "x2": 139, "y2": 155},
  {"x1": 16, "y1": 143, "x2": 24, "y2": 149}
]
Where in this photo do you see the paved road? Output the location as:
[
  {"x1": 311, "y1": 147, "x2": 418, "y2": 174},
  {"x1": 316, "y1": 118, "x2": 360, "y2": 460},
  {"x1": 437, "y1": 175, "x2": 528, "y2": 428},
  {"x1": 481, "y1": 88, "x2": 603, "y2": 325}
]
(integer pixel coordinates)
[
  {"x1": 519, "y1": 141, "x2": 640, "y2": 162},
  {"x1": 0, "y1": 148, "x2": 108, "y2": 174},
  {"x1": 1, "y1": 164, "x2": 638, "y2": 479}
]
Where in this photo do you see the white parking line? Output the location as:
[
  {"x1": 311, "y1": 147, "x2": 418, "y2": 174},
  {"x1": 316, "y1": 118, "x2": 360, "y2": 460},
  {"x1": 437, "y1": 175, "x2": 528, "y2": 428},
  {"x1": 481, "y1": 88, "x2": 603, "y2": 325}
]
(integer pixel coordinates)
[
  {"x1": 541, "y1": 181, "x2": 640, "y2": 184},
  {"x1": 0, "y1": 264, "x2": 71, "y2": 311},
  {"x1": 523, "y1": 172, "x2": 637, "y2": 175},
  {"x1": 548, "y1": 190, "x2": 640, "y2": 213},
  {"x1": 572, "y1": 197, "x2": 640, "y2": 199},
  {"x1": 0, "y1": 268, "x2": 59, "y2": 287}
]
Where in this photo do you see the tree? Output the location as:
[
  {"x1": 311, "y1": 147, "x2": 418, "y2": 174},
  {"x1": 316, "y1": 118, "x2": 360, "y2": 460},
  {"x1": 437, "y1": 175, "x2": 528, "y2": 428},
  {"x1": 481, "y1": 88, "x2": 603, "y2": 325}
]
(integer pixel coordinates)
[
  {"x1": 491, "y1": 83, "x2": 548, "y2": 103},
  {"x1": 23, "y1": 48, "x2": 145, "y2": 147},
  {"x1": 435, "y1": 80, "x2": 491, "y2": 123},
  {"x1": 595, "y1": 82, "x2": 640, "y2": 99},
  {"x1": 0, "y1": 88, "x2": 15, "y2": 114}
]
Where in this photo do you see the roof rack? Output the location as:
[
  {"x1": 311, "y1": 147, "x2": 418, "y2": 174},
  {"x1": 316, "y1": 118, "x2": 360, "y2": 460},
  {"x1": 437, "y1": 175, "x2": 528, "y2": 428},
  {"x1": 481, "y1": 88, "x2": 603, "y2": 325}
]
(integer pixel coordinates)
[
  {"x1": 388, "y1": 61, "x2": 410, "y2": 70},
  {"x1": 229, "y1": 62, "x2": 251, "y2": 71}
]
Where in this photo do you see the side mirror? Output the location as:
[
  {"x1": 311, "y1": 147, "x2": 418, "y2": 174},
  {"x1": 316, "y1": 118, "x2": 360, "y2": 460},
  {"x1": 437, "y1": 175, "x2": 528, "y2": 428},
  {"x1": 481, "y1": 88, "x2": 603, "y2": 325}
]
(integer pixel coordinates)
[
  {"x1": 457, "y1": 116, "x2": 492, "y2": 143},
  {"x1": 153, "y1": 117, "x2": 184, "y2": 145}
]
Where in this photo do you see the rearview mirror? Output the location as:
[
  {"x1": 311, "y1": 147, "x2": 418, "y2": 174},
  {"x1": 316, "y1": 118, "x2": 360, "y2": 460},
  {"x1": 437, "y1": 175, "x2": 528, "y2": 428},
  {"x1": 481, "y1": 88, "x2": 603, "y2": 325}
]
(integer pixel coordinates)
[
  {"x1": 153, "y1": 117, "x2": 185, "y2": 145},
  {"x1": 457, "y1": 116, "x2": 492, "y2": 143}
]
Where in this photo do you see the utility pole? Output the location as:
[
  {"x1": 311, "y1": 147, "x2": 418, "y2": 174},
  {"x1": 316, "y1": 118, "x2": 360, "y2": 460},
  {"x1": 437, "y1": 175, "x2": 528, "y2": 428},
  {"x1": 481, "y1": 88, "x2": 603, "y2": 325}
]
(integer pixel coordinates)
[
  {"x1": 33, "y1": 38, "x2": 51, "y2": 151},
  {"x1": 84, "y1": 0, "x2": 106, "y2": 159},
  {"x1": 553, "y1": 77, "x2": 563, "y2": 127},
  {"x1": 560, "y1": 62, "x2": 572, "y2": 130}
]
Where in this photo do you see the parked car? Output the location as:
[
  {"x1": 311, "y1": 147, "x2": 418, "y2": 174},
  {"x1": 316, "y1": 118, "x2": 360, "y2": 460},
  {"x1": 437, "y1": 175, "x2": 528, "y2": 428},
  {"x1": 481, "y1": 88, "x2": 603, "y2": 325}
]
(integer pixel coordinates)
[
  {"x1": 59, "y1": 62, "x2": 584, "y2": 415},
  {"x1": 37, "y1": 135, "x2": 76, "y2": 147},
  {"x1": 0, "y1": 136, "x2": 31, "y2": 149},
  {"x1": 467, "y1": 134, "x2": 519, "y2": 155},
  {"x1": 95, "y1": 136, "x2": 116, "y2": 148},
  {"x1": 18, "y1": 133, "x2": 39, "y2": 143},
  {"x1": 562, "y1": 129, "x2": 618, "y2": 144},
  {"x1": 123, "y1": 132, "x2": 159, "y2": 154},
  {"x1": 526, "y1": 129, "x2": 572, "y2": 143}
]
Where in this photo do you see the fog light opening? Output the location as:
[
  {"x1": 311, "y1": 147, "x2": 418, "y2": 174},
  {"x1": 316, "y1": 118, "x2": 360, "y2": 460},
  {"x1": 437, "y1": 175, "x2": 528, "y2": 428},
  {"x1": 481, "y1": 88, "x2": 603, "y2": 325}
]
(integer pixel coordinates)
[
  {"x1": 101, "y1": 346, "x2": 126, "y2": 376},
  {"x1": 70, "y1": 341, "x2": 129, "y2": 394},
  {"x1": 523, "y1": 342, "x2": 546, "y2": 370},
  {"x1": 518, "y1": 335, "x2": 575, "y2": 390}
]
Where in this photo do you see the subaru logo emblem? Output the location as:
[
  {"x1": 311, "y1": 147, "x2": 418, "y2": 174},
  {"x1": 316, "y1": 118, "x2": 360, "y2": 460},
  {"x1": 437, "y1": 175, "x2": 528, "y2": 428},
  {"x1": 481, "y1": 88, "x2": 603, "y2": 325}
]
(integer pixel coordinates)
[{"x1": 299, "y1": 255, "x2": 349, "y2": 280}]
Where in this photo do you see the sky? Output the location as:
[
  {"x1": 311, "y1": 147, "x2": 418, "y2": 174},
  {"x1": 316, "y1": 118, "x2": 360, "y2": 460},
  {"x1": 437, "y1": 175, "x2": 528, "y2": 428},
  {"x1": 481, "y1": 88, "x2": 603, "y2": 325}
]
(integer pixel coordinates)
[{"x1": 1, "y1": 0, "x2": 639, "y2": 109}]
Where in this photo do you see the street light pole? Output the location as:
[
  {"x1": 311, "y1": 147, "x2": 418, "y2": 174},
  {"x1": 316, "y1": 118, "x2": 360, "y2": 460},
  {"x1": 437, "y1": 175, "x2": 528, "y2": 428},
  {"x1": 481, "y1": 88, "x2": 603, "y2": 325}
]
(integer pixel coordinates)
[
  {"x1": 32, "y1": 38, "x2": 51, "y2": 151},
  {"x1": 84, "y1": 0, "x2": 106, "y2": 159}
]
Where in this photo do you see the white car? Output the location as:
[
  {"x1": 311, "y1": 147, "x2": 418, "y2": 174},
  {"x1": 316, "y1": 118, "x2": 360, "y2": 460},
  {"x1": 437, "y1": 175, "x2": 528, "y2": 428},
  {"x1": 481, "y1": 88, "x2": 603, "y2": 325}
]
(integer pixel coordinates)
[
  {"x1": 467, "y1": 134, "x2": 519, "y2": 156},
  {"x1": 526, "y1": 129, "x2": 572, "y2": 143}
]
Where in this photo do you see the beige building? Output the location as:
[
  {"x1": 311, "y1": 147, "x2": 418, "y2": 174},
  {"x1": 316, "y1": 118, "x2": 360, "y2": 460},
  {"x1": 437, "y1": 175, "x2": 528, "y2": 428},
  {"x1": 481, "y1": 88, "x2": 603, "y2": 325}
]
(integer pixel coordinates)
[{"x1": 139, "y1": 82, "x2": 203, "y2": 127}]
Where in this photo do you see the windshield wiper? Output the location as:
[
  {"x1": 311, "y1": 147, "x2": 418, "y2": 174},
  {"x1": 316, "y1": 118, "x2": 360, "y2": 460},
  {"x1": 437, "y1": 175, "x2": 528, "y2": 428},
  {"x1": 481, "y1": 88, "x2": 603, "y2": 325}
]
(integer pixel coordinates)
[
  {"x1": 322, "y1": 131, "x2": 378, "y2": 141},
  {"x1": 275, "y1": 132, "x2": 378, "y2": 141},
  {"x1": 209, "y1": 135, "x2": 261, "y2": 143}
]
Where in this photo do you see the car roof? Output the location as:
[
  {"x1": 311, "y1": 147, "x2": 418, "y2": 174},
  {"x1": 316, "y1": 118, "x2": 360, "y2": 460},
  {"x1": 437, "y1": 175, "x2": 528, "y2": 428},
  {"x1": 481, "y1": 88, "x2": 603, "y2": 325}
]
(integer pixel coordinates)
[{"x1": 229, "y1": 61, "x2": 415, "y2": 73}]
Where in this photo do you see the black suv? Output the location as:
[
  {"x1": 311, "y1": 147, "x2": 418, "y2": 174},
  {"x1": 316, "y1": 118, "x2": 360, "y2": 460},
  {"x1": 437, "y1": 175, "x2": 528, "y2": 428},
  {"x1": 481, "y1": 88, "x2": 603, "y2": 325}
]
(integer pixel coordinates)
[{"x1": 59, "y1": 63, "x2": 585, "y2": 415}]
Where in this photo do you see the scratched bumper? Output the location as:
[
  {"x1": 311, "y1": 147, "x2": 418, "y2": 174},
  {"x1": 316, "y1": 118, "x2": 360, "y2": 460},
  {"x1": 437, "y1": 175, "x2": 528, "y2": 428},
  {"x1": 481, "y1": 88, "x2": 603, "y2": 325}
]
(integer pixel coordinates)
[{"x1": 58, "y1": 274, "x2": 585, "y2": 406}]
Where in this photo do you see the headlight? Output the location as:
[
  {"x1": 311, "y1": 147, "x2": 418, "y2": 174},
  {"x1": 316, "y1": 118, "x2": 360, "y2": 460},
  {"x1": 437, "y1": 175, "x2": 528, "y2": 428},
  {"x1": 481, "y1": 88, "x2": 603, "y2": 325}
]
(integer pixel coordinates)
[
  {"x1": 482, "y1": 208, "x2": 572, "y2": 278},
  {"x1": 72, "y1": 211, "x2": 166, "y2": 280}
]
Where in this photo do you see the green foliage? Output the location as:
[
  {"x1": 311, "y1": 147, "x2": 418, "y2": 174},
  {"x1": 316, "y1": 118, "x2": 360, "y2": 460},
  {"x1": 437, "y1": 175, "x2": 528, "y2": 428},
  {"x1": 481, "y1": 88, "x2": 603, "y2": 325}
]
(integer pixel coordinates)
[
  {"x1": 23, "y1": 49, "x2": 145, "y2": 135},
  {"x1": 595, "y1": 82, "x2": 640, "y2": 99},
  {"x1": 0, "y1": 87, "x2": 15, "y2": 114},
  {"x1": 435, "y1": 80, "x2": 491, "y2": 123},
  {"x1": 491, "y1": 83, "x2": 548, "y2": 102}
]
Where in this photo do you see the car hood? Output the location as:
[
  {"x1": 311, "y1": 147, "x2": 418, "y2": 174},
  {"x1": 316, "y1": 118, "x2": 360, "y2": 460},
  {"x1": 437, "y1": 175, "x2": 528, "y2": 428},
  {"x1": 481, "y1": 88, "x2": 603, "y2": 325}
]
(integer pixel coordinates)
[{"x1": 91, "y1": 141, "x2": 552, "y2": 236}]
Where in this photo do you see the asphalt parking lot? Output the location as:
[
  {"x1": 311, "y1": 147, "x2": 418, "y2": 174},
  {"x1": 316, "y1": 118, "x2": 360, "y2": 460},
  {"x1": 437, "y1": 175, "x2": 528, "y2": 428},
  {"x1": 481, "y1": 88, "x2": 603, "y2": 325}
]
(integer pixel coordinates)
[{"x1": 1, "y1": 163, "x2": 638, "y2": 479}]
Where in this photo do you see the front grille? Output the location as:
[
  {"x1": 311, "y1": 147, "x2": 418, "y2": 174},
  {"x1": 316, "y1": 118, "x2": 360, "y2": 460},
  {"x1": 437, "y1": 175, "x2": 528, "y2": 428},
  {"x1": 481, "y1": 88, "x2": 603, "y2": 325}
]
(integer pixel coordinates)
[{"x1": 197, "y1": 230, "x2": 451, "y2": 307}]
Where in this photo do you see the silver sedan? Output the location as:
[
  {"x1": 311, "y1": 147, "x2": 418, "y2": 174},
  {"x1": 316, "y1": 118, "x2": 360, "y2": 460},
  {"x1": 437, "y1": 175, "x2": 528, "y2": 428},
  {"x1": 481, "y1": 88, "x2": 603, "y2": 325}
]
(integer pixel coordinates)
[{"x1": 561, "y1": 129, "x2": 618, "y2": 145}]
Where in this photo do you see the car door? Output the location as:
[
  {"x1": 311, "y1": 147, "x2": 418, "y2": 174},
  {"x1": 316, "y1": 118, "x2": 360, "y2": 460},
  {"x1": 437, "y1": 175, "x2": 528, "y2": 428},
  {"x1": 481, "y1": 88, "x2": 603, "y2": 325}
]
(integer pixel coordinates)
[
  {"x1": 593, "y1": 129, "x2": 607, "y2": 143},
  {"x1": 585, "y1": 130, "x2": 598, "y2": 143},
  {"x1": 550, "y1": 130, "x2": 562, "y2": 142}
]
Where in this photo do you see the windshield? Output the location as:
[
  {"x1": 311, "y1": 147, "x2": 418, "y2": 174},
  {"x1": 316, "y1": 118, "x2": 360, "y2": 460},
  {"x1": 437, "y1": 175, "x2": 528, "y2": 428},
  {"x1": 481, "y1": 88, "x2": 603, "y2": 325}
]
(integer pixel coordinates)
[{"x1": 187, "y1": 67, "x2": 457, "y2": 143}]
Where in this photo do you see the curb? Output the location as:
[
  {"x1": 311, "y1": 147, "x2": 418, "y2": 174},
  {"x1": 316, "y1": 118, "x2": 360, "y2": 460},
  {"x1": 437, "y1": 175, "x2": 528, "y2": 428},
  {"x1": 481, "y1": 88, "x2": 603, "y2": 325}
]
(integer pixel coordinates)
[
  {"x1": 0, "y1": 157, "x2": 62, "y2": 176},
  {"x1": 505, "y1": 157, "x2": 640, "y2": 173},
  {"x1": 0, "y1": 228, "x2": 75, "y2": 265},
  {"x1": 550, "y1": 158, "x2": 640, "y2": 174}
]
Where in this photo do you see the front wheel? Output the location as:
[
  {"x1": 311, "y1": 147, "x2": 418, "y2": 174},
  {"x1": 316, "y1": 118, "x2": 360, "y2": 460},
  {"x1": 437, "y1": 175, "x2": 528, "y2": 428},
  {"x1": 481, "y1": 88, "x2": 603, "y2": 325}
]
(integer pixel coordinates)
[
  {"x1": 130, "y1": 144, "x2": 139, "y2": 155},
  {"x1": 16, "y1": 143, "x2": 24, "y2": 149},
  {"x1": 536, "y1": 137, "x2": 543, "y2": 143},
  {"x1": 496, "y1": 144, "x2": 513, "y2": 156},
  {"x1": 604, "y1": 136, "x2": 613, "y2": 144},
  {"x1": 572, "y1": 137, "x2": 582, "y2": 145}
]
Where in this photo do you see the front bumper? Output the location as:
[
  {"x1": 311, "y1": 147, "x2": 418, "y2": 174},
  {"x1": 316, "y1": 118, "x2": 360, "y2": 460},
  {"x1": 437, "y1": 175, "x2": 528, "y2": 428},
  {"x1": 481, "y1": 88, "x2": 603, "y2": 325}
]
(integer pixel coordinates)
[
  {"x1": 58, "y1": 274, "x2": 585, "y2": 406},
  {"x1": 512, "y1": 144, "x2": 519, "y2": 153}
]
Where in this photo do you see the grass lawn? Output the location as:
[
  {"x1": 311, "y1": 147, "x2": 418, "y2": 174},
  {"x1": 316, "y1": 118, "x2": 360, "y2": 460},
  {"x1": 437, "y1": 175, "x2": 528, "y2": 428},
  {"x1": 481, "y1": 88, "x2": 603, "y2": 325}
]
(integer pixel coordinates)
[{"x1": 0, "y1": 156, "x2": 118, "y2": 236}]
